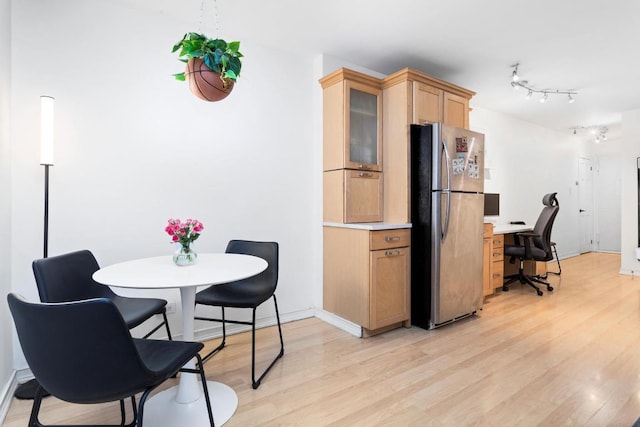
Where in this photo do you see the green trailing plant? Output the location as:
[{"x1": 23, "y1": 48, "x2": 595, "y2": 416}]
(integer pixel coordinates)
[{"x1": 172, "y1": 32, "x2": 243, "y2": 82}]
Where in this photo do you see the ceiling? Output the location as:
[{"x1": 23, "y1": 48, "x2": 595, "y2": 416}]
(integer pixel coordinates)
[{"x1": 146, "y1": 0, "x2": 640, "y2": 141}]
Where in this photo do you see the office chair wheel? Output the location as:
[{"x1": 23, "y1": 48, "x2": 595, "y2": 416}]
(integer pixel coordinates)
[
  {"x1": 546, "y1": 285, "x2": 554, "y2": 291},
  {"x1": 536, "y1": 290, "x2": 543, "y2": 296},
  {"x1": 502, "y1": 286, "x2": 509, "y2": 292}
]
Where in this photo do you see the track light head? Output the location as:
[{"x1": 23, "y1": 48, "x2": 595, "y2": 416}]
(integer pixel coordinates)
[
  {"x1": 525, "y1": 90, "x2": 532, "y2": 100},
  {"x1": 511, "y1": 64, "x2": 520, "y2": 82},
  {"x1": 540, "y1": 93, "x2": 548, "y2": 103},
  {"x1": 568, "y1": 94, "x2": 575, "y2": 103}
]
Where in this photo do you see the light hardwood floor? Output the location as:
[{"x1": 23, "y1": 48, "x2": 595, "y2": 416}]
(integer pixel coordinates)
[{"x1": 4, "y1": 253, "x2": 640, "y2": 426}]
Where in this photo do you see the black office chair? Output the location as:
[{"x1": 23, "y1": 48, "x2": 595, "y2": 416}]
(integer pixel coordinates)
[
  {"x1": 503, "y1": 193, "x2": 559, "y2": 296},
  {"x1": 195, "y1": 240, "x2": 284, "y2": 389},
  {"x1": 7, "y1": 293, "x2": 214, "y2": 427},
  {"x1": 32, "y1": 250, "x2": 172, "y2": 340}
]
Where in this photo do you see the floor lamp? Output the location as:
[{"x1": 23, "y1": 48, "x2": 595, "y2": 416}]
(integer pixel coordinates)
[
  {"x1": 40, "y1": 96, "x2": 54, "y2": 257},
  {"x1": 14, "y1": 96, "x2": 55, "y2": 400}
]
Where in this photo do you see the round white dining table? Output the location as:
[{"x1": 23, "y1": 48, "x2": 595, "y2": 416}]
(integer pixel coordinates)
[{"x1": 92, "y1": 253, "x2": 268, "y2": 427}]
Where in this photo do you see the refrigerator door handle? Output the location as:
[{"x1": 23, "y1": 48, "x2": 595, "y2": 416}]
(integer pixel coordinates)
[
  {"x1": 441, "y1": 138, "x2": 452, "y2": 241},
  {"x1": 441, "y1": 138, "x2": 452, "y2": 192},
  {"x1": 442, "y1": 190, "x2": 451, "y2": 241}
]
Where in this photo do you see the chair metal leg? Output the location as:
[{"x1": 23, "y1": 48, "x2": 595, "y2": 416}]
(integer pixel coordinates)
[
  {"x1": 28, "y1": 384, "x2": 45, "y2": 427},
  {"x1": 252, "y1": 295, "x2": 285, "y2": 389},
  {"x1": 177, "y1": 354, "x2": 215, "y2": 426},
  {"x1": 201, "y1": 307, "x2": 227, "y2": 363},
  {"x1": 162, "y1": 311, "x2": 172, "y2": 340},
  {"x1": 195, "y1": 354, "x2": 215, "y2": 427},
  {"x1": 196, "y1": 297, "x2": 284, "y2": 388},
  {"x1": 29, "y1": 384, "x2": 137, "y2": 427},
  {"x1": 547, "y1": 243, "x2": 562, "y2": 276},
  {"x1": 142, "y1": 309, "x2": 172, "y2": 340}
]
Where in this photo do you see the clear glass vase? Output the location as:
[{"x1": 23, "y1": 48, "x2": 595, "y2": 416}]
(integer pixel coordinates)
[{"x1": 173, "y1": 245, "x2": 197, "y2": 266}]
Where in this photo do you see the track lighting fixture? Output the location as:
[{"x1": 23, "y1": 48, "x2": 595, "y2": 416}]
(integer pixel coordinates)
[
  {"x1": 569, "y1": 126, "x2": 608, "y2": 143},
  {"x1": 509, "y1": 63, "x2": 577, "y2": 103}
]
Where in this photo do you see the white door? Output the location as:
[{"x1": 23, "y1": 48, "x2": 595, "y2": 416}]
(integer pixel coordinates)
[
  {"x1": 578, "y1": 158, "x2": 594, "y2": 253},
  {"x1": 594, "y1": 154, "x2": 621, "y2": 252}
]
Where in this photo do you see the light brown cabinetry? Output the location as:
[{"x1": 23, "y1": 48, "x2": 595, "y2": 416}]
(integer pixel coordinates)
[
  {"x1": 413, "y1": 82, "x2": 443, "y2": 125},
  {"x1": 482, "y1": 224, "x2": 504, "y2": 296},
  {"x1": 444, "y1": 92, "x2": 470, "y2": 129},
  {"x1": 491, "y1": 234, "x2": 504, "y2": 292},
  {"x1": 483, "y1": 224, "x2": 493, "y2": 296},
  {"x1": 323, "y1": 227, "x2": 410, "y2": 333},
  {"x1": 321, "y1": 68, "x2": 384, "y2": 223},
  {"x1": 382, "y1": 68, "x2": 475, "y2": 223}
]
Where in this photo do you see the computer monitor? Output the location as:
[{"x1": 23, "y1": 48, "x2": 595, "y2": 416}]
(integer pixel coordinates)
[{"x1": 484, "y1": 193, "x2": 500, "y2": 216}]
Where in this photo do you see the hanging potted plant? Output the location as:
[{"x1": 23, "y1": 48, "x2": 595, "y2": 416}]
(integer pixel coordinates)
[{"x1": 172, "y1": 32, "x2": 243, "y2": 102}]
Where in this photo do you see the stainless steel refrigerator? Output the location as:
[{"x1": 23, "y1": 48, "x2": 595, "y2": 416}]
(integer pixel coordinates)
[{"x1": 410, "y1": 123, "x2": 485, "y2": 329}]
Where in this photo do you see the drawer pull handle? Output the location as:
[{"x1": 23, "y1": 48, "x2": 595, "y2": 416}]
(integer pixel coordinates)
[
  {"x1": 384, "y1": 236, "x2": 401, "y2": 242},
  {"x1": 493, "y1": 273, "x2": 502, "y2": 278},
  {"x1": 358, "y1": 172, "x2": 373, "y2": 178},
  {"x1": 385, "y1": 250, "x2": 401, "y2": 256},
  {"x1": 493, "y1": 252, "x2": 502, "y2": 256},
  {"x1": 358, "y1": 164, "x2": 372, "y2": 170}
]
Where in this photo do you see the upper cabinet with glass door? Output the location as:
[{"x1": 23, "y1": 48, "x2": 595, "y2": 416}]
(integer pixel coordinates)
[{"x1": 320, "y1": 69, "x2": 383, "y2": 172}]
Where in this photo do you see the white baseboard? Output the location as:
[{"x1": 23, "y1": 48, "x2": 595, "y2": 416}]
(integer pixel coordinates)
[
  {"x1": 313, "y1": 308, "x2": 362, "y2": 337},
  {"x1": 193, "y1": 307, "x2": 316, "y2": 343},
  {"x1": 619, "y1": 268, "x2": 640, "y2": 277},
  {"x1": 0, "y1": 370, "x2": 18, "y2": 426}
]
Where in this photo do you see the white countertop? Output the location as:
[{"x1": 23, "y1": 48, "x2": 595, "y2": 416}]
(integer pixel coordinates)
[
  {"x1": 492, "y1": 223, "x2": 532, "y2": 235},
  {"x1": 323, "y1": 222, "x2": 412, "y2": 230}
]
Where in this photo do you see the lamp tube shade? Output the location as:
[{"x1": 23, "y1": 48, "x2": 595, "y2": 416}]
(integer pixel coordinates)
[{"x1": 40, "y1": 96, "x2": 54, "y2": 165}]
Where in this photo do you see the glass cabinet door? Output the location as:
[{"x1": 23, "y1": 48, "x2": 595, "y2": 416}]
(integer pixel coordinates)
[{"x1": 347, "y1": 84, "x2": 381, "y2": 171}]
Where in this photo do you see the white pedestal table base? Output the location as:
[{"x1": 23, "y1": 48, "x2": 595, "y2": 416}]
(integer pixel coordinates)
[{"x1": 143, "y1": 381, "x2": 237, "y2": 426}]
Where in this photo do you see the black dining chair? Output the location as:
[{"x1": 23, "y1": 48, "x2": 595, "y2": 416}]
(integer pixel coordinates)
[
  {"x1": 7, "y1": 293, "x2": 214, "y2": 427},
  {"x1": 195, "y1": 240, "x2": 284, "y2": 389},
  {"x1": 32, "y1": 250, "x2": 172, "y2": 340}
]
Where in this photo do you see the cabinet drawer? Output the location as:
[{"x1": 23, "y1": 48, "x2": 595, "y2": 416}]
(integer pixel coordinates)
[
  {"x1": 491, "y1": 245, "x2": 503, "y2": 262},
  {"x1": 491, "y1": 261, "x2": 503, "y2": 288},
  {"x1": 370, "y1": 229, "x2": 410, "y2": 250}
]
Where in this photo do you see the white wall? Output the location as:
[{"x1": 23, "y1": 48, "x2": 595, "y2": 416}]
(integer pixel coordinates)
[
  {"x1": 0, "y1": 0, "x2": 14, "y2": 412},
  {"x1": 470, "y1": 108, "x2": 592, "y2": 259},
  {"x1": 9, "y1": 0, "x2": 321, "y2": 369},
  {"x1": 620, "y1": 110, "x2": 640, "y2": 275}
]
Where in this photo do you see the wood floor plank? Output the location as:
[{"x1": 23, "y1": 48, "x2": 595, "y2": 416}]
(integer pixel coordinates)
[{"x1": 4, "y1": 253, "x2": 640, "y2": 426}]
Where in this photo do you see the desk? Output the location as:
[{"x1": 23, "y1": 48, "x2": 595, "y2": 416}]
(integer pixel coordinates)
[
  {"x1": 483, "y1": 224, "x2": 547, "y2": 296},
  {"x1": 493, "y1": 223, "x2": 532, "y2": 235},
  {"x1": 93, "y1": 253, "x2": 268, "y2": 427}
]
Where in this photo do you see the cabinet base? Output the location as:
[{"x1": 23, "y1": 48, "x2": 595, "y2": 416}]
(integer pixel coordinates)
[{"x1": 362, "y1": 321, "x2": 407, "y2": 338}]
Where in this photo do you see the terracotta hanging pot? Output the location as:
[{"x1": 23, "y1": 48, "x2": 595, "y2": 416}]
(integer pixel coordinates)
[{"x1": 185, "y1": 58, "x2": 235, "y2": 102}]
